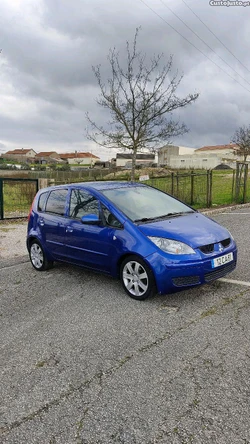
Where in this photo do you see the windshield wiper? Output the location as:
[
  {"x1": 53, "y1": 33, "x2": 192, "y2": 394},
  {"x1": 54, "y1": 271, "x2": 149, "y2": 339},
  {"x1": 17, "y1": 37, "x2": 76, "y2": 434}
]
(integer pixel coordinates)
[
  {"x1": 134, "y1": 211, "x2": 195, "y2": 223},
  {"x1": 160, "y1": 211, "x2": 194, "y2": 218},
  {"x1": 134, "y1": 217, "x2": 158, "y2": 223}
]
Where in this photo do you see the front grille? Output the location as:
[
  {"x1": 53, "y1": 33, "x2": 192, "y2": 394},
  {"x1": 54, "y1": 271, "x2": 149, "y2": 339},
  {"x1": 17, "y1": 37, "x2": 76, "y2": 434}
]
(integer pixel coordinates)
[
  {"x1": 204, "y1": 260, "x2": 236, "y2": 282},
  {"x1": 172, "y1": 275, "x2": 200, "y2": 287},
  {"x1": 221, "y1": 238, "x2": 231, "y2": 248},
  {"x1": 199, "y1": 237, "x2": 231, "y2": 255},
  {"x1": 199, "y1": 243, "x2": 214, "y2": 254}
]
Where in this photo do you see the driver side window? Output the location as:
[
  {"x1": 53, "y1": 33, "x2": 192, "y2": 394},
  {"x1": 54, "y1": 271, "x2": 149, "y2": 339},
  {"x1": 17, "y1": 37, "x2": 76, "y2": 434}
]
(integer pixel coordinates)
[{"x1": 70, "y1": 189, "x2": 99, "y2": 219}]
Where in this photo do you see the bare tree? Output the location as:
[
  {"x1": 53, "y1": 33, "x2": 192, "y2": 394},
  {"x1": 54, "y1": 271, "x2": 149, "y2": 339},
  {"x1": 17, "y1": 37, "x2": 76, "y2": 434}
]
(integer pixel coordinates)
[
  {"x1": 232, "y1": 125, "x2": 250, "y2": 162},
  {"x1": 86, "y1": 28, "x2": 199, "y2": 180}
]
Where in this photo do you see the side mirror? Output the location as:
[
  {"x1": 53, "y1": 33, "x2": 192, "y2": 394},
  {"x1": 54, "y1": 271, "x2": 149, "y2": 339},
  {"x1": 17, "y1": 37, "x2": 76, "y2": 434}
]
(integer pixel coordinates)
[{"x1": 81, "y1": 214, "x2": 100, "y2": 225}]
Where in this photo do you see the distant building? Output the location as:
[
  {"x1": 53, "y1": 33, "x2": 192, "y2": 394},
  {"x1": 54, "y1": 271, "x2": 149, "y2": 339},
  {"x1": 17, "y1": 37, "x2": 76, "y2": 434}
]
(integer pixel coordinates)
[
  {"x1": 115, "y1": 153, "x2": 155, "y2": 167},
  {"x1": 157, "y1": 143, "x2": 246, "y2": 169},
  {"x1": 4, "y1": 148, "x2": 37, "y2": 161},
  {"x1": 60, "y1": 152, "x2": 100, "y2": 166},
  {"x1": 35, "y1": 151, "x2": 64, "y2": 164},
  {"x1": 195, "y1": 143, "x2": 239, "y2": 158},
  {"x1": 158, "y1": 145, "x2": 196, "y2": 166}
]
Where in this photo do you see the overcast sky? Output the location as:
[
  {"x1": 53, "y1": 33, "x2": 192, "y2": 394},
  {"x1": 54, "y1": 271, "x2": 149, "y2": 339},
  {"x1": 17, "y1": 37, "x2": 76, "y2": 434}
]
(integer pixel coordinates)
[{"x1": 1, "y1": 0, "x2": 250, "y2": 160}]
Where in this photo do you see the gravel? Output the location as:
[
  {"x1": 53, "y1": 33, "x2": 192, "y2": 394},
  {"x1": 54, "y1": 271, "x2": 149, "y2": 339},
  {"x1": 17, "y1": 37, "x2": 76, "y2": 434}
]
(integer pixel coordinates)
[
  {"x1": 1, "y1": 202, "x2": 249, "y2": 261},
  {"x1": 0, "y1": 221, "x2": 28, "y2": 260}
]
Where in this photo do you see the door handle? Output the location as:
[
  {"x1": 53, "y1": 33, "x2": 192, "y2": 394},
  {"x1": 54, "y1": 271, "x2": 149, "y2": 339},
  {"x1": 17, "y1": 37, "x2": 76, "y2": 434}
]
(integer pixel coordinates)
[
  {"x1": 66, "y1": 226, "x2": 73, "y2": 233},
  {"x1": 39, "y1": 218, "x2": 45, "y2": 226}
]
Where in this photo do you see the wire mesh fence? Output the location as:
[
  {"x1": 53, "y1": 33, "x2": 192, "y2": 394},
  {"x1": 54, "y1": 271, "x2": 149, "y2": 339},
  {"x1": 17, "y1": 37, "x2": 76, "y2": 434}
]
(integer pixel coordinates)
[
  {"x1": 144, "y1": 171, "x2": 211, "y2": 209},
  {"x1": 0, "y1": 178, "x2": 38, "y2": 219},
  {"x1": 144, "y1": 168, "x2": 249, "y2": 209}
]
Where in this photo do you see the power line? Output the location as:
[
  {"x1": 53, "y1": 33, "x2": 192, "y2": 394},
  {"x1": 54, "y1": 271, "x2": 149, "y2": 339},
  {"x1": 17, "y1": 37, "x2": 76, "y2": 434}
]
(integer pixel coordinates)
[
  {"x1": 159, "y1": 0, "x2": 250, "y2": 88},
  {"x1": 180, "y1": 0, "x2": 250, "y2": 75},
  {"x1": 138, "y1": 0, "x2": 250, "y2": 94}
]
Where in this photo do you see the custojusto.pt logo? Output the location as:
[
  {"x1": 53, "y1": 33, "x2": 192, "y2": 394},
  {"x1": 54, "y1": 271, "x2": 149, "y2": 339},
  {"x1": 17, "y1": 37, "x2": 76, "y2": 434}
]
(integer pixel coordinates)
[{"x1": 209, "y1": 0, "x2": 250, "y2": 5}]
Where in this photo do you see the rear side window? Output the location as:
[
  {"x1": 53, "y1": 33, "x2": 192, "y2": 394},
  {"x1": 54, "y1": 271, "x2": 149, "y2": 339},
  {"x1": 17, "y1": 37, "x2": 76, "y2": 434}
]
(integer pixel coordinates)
[
  {"x1": 45, "y1": 189, "x2": 68, "y2": 216},
  {"x1": 37, "y1": 192, "x2": 49, "y2": 212}
]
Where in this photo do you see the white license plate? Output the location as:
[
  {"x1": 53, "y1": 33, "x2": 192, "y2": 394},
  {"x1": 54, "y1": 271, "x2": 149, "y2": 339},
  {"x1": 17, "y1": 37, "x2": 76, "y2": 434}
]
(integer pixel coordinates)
[{"x1": 211, "y1": 252, "x2": 234, "y2": 268}]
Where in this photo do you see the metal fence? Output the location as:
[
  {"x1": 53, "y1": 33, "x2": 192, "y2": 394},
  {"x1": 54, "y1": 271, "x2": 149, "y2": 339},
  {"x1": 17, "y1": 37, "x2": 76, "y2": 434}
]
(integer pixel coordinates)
[
  {"x1": 145, "y1": 171, "x2": 212, "y2": 209},
  {"x1": 0, "y1": 167, "x2": 249, "y2": 220},
  {"x1": 0, "y1": 178, "x2": 38, "y2": 220},
  {"x1": 145, "y1": 167, "x2": 249, "y2": 209}
]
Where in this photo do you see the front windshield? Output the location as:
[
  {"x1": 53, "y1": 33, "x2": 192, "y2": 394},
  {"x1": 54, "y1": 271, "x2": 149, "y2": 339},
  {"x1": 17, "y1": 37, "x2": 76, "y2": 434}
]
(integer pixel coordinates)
[{"x1": 102, "y1": 185, "x2": 194, "y2": 222}]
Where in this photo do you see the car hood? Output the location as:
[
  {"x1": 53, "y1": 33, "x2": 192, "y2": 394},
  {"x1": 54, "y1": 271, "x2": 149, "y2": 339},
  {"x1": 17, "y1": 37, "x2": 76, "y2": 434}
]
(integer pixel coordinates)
[{"x1": 137, "y1": 213, "x2": 230, "y2": 248}]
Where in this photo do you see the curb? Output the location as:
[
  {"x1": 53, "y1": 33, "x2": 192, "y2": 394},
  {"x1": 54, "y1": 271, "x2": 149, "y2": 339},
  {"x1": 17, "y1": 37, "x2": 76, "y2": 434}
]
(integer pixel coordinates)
[{"x1": 200, "y1": 202, "x2": 250, "y2": 216}]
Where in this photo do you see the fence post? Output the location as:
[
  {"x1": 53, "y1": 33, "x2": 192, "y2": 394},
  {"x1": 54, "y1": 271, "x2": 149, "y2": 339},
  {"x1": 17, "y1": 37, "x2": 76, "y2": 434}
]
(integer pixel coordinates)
[
  {"x1": 235, "y1": 162, "x2": 240, "y2": 202},
  {"x1": 171, "y1": 172, "x2": 174, "y2": 195},
  {"x1": 0, "y1": 179, "x2": 3, "y2": 220},
  {"x1": 206, "y1": 170, "x2": 212, "y2": 208},
  {"x1": 231, "y1": 169, "x2": 235, "y2": 203},
  {"x1": 176, "y1": 172, "x2": 179, "y2": 198},
  {"x1": 243, "y1": 163, "x2": 248, "y2": 203},
  {"x1": 38, "y1": 178, "x2": 49, "y2": 189},
  {"x1": 190, "y1": 171, "x2": 194, "y2": 206},
  {"x1": 235, "y1": 162, "x2": 248, "y2": 203}
]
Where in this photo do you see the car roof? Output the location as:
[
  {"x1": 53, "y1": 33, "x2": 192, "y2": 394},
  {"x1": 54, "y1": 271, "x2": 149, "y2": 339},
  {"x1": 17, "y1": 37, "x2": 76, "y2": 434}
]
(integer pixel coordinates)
[
  {"x1": 76, "y1": 181, "x2": 146, "y2": 191},
  {"x1": 41, "y1": 181, "x2": 146, "y2": 193}
]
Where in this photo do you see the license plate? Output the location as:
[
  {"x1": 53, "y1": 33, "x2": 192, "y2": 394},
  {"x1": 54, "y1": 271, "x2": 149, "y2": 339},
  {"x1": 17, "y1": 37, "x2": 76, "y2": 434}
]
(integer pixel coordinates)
[{"x1": 211, "y1": 252, "x2": 234, "y2": 268}]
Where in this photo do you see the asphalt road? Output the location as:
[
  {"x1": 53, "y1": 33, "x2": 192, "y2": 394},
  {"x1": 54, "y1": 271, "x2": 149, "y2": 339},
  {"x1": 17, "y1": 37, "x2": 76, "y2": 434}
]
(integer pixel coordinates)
[{"x1": 1, "y1": 206, "x2": 250, "y2": 444}]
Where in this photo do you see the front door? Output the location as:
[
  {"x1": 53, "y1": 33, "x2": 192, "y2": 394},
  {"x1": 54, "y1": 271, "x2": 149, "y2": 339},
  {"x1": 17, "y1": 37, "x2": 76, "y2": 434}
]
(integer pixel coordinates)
[{"x1": 64, "y1": 188, "x2": 119, "y2": 272}]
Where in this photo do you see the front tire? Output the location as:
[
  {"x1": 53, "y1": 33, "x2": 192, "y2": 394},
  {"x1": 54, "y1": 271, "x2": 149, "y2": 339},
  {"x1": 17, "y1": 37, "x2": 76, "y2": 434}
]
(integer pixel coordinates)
[
  {"x1": 120, "y1": 255, "x2": 156, "y2": 300},
  {"x1": 29, "y1": 240, "x2": 53, "y2": 271}
]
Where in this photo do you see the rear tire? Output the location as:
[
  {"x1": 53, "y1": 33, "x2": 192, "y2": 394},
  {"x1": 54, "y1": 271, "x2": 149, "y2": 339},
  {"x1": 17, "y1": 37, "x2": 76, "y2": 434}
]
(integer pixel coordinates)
[
  {"x1": 120, "y1": 255, "x2": 156, "y2": 300},
  {"x1": 29, "y1": 240, "x2": 53, "y2": 271}
]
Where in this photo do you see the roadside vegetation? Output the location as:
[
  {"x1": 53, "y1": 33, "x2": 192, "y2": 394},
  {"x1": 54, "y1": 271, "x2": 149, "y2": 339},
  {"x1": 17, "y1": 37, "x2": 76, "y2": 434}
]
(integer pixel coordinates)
[{"x1": 2, "y1": 181, "x2": 38, "y2": 218}]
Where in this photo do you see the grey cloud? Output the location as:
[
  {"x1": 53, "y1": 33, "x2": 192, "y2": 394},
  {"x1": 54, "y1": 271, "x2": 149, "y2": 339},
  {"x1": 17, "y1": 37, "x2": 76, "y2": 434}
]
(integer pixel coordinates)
[{"x1": 0, "y1": 0, "x2": 250, "y2": 157}]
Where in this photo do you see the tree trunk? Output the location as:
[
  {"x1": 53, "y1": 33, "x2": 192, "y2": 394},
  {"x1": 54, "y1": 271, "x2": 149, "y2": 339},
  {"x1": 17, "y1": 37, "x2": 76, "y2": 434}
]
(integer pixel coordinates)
[{"x1": 131, "y1": 148, "x2": 137, "y2": 181}]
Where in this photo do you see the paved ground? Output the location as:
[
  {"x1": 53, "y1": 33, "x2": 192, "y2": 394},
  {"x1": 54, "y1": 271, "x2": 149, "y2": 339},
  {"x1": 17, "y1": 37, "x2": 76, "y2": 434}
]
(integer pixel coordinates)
[
  {"x1": 0, "y1": 206, "x2": 250, "y2": 443},
  {"x1": 0, "y1": 220, "x2": 28, "y2": 260}
]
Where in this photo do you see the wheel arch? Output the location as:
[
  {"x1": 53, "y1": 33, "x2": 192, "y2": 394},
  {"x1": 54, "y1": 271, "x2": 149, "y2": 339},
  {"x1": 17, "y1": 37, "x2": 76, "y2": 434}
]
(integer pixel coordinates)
[
  {"x1": 27, "y1": 235, "x2": 39, "y2": 251},
  {"x1": 116, "y1": 252, "x2": 157, "y2": 286},
  {"x1": 27, "y1": 236, "x2": 54, "y2": 262}
]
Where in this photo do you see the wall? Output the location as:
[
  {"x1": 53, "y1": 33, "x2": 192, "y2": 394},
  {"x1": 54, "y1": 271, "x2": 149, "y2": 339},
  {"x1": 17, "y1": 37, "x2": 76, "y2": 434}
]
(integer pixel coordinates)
[
  {"x1": 166, "y1": 155, "x2": 240, "y2": 169},
  {"x1": 67, "y1": 158, "x2": 97, "y2": 166}
]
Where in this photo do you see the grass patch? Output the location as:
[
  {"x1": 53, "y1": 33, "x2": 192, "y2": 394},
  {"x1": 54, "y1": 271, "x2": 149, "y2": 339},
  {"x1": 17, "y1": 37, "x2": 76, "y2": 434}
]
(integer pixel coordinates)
[
  {"x1": 2, "y1": 181, "x2": 37, "y2": 218},
  {"x1": 200, "y1": 307, "x2": 217, "y2": 319}
]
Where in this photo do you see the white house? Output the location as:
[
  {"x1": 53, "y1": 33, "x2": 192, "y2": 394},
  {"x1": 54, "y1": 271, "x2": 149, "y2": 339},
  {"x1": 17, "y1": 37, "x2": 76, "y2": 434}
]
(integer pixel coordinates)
[
  {"x1": 157, "y1": 143, "x2": 247, "y2": 169},
  {"x1": 60, "y1": 152, "x2": 100, "y2": 166},
  {"x1": 158, "y1": 145, "x2": 196, "y2": 166},
  {"x1": 4, "y1": 148, "x2": 37, "y2": 161},
  {"x1": 194, "y1": 143, "x2": 239, "y2": 159}
]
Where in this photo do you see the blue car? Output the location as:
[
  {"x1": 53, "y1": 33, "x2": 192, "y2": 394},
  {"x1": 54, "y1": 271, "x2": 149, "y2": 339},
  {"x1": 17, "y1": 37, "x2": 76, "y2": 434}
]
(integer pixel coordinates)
[{"x1": 27, "y1": 181, "x2": 237, "y2": 300}]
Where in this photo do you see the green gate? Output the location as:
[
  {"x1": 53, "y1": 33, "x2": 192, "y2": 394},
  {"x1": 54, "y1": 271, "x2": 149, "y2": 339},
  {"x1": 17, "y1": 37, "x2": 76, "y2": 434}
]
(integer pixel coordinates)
[{"x1": 0, "y1": 178, "x2": 38, "y2": 220}]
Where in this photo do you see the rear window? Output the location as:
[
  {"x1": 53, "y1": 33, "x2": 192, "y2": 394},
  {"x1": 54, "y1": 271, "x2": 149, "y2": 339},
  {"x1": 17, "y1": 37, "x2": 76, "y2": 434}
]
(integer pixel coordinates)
[
  {"x1": 45, "y1": 189, "x2": 68, "y2": 216},
  {"x1": 37, "y1": 192, "x2": 49, "y2": 212}
]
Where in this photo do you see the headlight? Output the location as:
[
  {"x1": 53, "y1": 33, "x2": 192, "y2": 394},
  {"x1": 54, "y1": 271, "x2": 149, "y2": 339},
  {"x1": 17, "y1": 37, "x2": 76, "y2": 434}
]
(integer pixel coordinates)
[{"x1": 148, "y1": 237, "x2": 195, "y2": 255}]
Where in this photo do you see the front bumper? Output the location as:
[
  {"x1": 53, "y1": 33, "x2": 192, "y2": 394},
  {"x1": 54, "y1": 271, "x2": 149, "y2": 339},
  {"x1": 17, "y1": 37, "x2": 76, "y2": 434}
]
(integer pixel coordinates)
[{"x1": 145, "y1": 244, "x2": 238, "y2": 295}]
